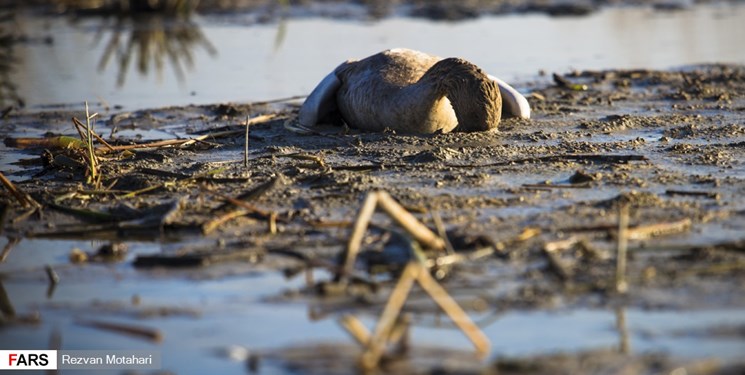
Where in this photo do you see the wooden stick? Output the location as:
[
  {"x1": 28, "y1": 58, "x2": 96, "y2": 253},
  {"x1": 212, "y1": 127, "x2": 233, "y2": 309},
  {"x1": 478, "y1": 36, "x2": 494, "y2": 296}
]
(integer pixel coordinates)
[
  {"x1": 376, "y1": 191, "x2": 445, "y2": 251},
  {"x1": 414, "y1": 262, "x2": 490, "y2": 355}
]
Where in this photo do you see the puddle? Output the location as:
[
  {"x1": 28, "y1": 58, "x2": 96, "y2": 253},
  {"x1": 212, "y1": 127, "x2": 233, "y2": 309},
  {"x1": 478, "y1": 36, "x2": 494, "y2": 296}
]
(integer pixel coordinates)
[{"x1": 10, "y1": 3, "x2": 745, "y2": 110}]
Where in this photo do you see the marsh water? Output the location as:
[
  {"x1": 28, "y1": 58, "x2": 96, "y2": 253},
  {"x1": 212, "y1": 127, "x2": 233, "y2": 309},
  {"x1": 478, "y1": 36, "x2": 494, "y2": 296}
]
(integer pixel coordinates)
[
  {"x1": 3, "y1": 239, "x2": 744, "y2": 374},
  {"x1": 10, "y1": 3, "x2": 745, "y2": 110},
  {"x1": 2, "y1": 3, "x2": 745, "y2": 375}
]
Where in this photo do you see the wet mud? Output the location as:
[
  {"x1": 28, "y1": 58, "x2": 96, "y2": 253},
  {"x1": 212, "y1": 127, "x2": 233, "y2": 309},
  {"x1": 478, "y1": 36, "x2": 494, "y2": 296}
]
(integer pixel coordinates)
[{"x1": 1, "y1": 64, "x2": 744, "y2": 373}]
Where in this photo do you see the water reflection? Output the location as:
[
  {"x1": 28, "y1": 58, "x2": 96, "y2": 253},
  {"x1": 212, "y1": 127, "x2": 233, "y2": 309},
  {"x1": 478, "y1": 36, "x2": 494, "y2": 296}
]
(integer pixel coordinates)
[
  {"x1": 0, "y1": 12, "x2": 22, "y2": 108},
  {"x1": 11, "y1": 3, "x2": 745, "y2": 110},
  {"x1": 86, "y1": 14, "x2": 217, "y2": 88},
  {"x1": 58, "y1": 0, "x2": 215, "y2": 89}
]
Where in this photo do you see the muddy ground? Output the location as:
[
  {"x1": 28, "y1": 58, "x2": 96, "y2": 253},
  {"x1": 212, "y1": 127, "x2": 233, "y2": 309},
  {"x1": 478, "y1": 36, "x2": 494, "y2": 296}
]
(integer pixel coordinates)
[{"x1": 2, "y1": 64, "x2": 745, "y2": 373}]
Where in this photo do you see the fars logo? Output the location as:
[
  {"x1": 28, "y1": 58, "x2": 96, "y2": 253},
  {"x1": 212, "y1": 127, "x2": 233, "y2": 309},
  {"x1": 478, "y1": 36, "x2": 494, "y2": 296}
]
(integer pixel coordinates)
[{"x1": 0, "y1": 350, "x2": 57, "y2": 370}]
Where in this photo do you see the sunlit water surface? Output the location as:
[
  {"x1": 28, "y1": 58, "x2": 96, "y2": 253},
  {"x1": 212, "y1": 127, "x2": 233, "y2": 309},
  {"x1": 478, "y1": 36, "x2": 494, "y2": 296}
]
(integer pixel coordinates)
[
  {"x1": 1, "y1": 239, "x2": 744, "y2": 374},
  {"x1": 11, "y1": 3, "x2": 745, "y2": 110}
]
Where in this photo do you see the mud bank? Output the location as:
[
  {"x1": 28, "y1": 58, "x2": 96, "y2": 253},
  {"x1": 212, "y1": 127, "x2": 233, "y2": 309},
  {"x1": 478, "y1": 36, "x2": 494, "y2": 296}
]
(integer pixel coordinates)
[{"x1": 1, "y1": 64, "x2": 744, "y2": 373}]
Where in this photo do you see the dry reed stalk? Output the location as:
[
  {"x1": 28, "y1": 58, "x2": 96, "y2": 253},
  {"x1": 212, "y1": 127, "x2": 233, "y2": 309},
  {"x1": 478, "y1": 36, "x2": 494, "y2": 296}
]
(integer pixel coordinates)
[
  {"x1": 430, "y1": 210, "x2": 454, "y2": 255},
  {"x1": 339, "y1": 314, "x2": 371, "y2": 347},
  {"x1": 202, "y1": 209, "x2": 253, "y2": 235},
  {"x1": 244, "y1": 114, "x2": 250, "y2": 168},
  {"x1": 616, "y1": 204, "x2": 629, "y2": 293},
  {"x1": 0, "y1": 237, "x2": 19, "y2": 263},
  {"x1": 0, "y1": 172, "x2": 40, "y2": 209},
  {"x1": 387, "y1": 313, "x2": 411, "y2": 353},
  {"x1": 414, "y1": 262, "x2": 490, "y2": 355},
  {"x1": 360, "y1": 262, "x2": 419, "y2": 369},
  {"x1": 268, "y1": 212, "x2": 277, "y2": 234},
  {"x1": 277, "y1": 152, "x2": 327, "y2": 169},
  {"x1": 0, "y1": 280, "x2": 15, "y2": 318},
  {"x1": 357, "y1": 261, "x2": 491, "y2": 369},
  {"x1": 625, "y1": 218, "x2": 691, "y2": 240},
  {"x1": 376, "y1": 191, "x2": 445, "y2": 251},
  {"x1": 544, "y1": 236, "x2": 583, "y2": 253},
  {"x1": 73, "y1": 117, "x2": 115, "y2": 152},
  {"x1": 84, "y1": 102, "x2": 100, "y2": 188},
  {"x1": 206, "y1": 190, "x2": 273, "y2": 218},
  {"x1": 542, "y1": 245, "x2": 573, "y2": 281},
  {"x1": 244, "y1": 113, "x2": 279, "y2": 125},
  {"x1": 340, "y1": 192, "x2": 378, "y2": 281}
]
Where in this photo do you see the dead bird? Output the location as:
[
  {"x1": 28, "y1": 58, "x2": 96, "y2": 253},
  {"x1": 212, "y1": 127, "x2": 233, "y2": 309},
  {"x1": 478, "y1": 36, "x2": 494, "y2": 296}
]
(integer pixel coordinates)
[{"x1": 290, "y1": 48, "x2": 530, "y2": 134}]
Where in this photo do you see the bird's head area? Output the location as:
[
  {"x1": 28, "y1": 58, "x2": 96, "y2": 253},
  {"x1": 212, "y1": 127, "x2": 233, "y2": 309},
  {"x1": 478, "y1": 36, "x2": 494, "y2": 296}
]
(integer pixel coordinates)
[{"x1": 422, "y1": 57, "x2": 502, "y2": 132}]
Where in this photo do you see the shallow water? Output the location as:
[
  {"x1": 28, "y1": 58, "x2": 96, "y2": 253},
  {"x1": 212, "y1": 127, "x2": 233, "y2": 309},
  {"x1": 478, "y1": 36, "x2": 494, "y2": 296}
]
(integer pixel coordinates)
[
  {"x1": 10, "y1": 3, "x2": 745, "y2": 110},
  {"x1": 1, "y1": 238, "x2": 744, "y2": 374}
]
